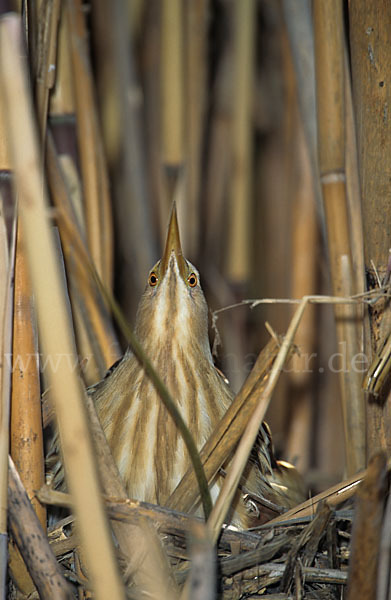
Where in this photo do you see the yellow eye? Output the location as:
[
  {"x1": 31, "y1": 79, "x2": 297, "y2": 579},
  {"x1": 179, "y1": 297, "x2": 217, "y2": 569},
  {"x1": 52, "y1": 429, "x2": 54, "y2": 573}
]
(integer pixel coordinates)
[
  {"x1": 149, "y1": 272, "x2": 158, "y2": 286},
  {"x1": 188, "y1": 273, "x2": 197, "y2": 287}
]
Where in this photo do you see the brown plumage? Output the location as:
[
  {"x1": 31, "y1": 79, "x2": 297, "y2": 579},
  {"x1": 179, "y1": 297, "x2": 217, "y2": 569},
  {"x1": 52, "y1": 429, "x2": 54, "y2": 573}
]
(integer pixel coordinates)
[
  {"x1": 50, "y1": 204, "x2": 305, "y2": 526},
  {"x1": 93, "y1": 204, "x2": 236, "y2": 509}
]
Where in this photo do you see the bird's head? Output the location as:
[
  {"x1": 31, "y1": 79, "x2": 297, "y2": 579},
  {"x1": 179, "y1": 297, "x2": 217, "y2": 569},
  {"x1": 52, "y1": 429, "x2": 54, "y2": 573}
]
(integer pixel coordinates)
[{"x1": 135, "y1": 203, "x2": 211, "y2": 356}]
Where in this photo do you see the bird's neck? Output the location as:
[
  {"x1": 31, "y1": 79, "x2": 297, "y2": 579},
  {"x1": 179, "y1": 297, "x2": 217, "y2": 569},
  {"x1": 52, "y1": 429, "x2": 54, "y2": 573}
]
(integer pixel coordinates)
[{"x1": 134, "y1": 289, "x2": 213, "y2": 365}]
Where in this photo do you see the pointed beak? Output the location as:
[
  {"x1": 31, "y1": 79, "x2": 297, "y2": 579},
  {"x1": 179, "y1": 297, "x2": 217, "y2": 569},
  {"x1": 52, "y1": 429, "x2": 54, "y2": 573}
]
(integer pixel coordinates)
[{"x1": 161, "y1": 202, "x2": 187, "y2": 279}]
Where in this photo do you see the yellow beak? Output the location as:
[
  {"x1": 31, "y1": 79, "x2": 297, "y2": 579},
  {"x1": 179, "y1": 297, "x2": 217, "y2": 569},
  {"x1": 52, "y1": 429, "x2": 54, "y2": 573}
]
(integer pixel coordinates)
[{"x1": 161, "y1": 202, "x2": 187, "y2": 279}]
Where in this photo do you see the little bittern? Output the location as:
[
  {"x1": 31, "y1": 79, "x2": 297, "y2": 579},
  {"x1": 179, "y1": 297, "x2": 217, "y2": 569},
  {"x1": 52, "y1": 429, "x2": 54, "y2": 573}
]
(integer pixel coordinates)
[{"x1": 51, "y1": 204, "x2": 304, "y2": 526}]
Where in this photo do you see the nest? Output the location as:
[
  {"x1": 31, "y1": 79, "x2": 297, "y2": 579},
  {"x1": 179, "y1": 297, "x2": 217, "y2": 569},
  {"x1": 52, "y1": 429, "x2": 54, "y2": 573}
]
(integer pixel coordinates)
[{"x1": 34, "y1": 493, "x2": 352, "y2": 599}]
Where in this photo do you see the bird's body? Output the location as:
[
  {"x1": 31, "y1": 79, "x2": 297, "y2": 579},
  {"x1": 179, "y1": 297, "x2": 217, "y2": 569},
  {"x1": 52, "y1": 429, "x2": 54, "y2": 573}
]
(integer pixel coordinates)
[
  {"x1": 50, "y1": 204, "x2": 305, "y2": 526},
  {"x1": 93, "y1": 254, "x2": 232, "y2": 505}
]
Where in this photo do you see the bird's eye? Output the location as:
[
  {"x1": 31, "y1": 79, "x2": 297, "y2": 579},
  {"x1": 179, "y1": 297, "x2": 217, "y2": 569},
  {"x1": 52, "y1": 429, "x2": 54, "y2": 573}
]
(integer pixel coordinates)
[
  {"x1": 149, "y1": 272, "x2": 158, "y2": 286},
  {"x1": 187, "y1": 273, "x2": 197, "y2": 287}
]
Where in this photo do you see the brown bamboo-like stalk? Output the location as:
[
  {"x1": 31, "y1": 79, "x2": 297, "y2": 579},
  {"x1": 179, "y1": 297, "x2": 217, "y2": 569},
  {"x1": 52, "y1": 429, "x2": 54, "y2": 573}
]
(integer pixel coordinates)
[
  {"x1": 66, "y1": 0, "x2": 113, "y2": 290},
  {"x1": 182, "y1": 0, "x2": 207, "y2": 259},
  {"x1": 9, "y1": 9, "x2": 54, "y2": 591},
  {"x1": 10, "y1": 222, "x2": 46, "y2": 526},
  {"x1": 0, "y1": 14, "x2": 125, "y2": 599},
  {"x1": 0, "y1": 198, "x2": 12, "y2": 600},
  {"x1": 35, "y1": 0, "x2": 61, "y2": 142},
  {"x1": 313, "y1": 0, "x2": 365, "y2": 476},
  {"x1": 226, "y1": 0, "x2": 255, "y2": 284},
  {"x1": 349, "y1": 1, "x2": 391, "y2": 459}
]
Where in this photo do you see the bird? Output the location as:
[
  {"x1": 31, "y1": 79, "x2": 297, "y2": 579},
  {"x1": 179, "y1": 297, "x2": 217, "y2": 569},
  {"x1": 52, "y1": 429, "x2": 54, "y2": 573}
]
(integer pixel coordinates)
[{"x1": 50, "y1": 203, "x2": 305, "y2": 526}]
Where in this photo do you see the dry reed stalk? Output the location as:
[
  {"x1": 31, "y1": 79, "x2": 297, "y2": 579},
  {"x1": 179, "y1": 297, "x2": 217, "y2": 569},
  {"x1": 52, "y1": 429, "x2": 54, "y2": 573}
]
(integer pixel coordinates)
[
  {"x1": 89, "y1": 1, "x2": 121, "y2": 165},
  {"x1": 161, "y1": 0, "x2": 184, "y2": 168},
  {"x1": 160, "y1": 0, "x2": 185, "y2": 267},
  {"x1": 91, "y1": 0, "x2": 156, "y2": 310},
  {"x1": 25, "y1": 0, "x2": 42, "y2": 77},
  {"x1": 203, "y1": 45, "x2": 233, "y2": 265},
  {"x1": 0, "y1": 80, "x2": 10, "y2": 170},
  {"x1": 182, "y1": 0, "x2": 207, "y2": 258},
  {"x1": 128, "y1": 0, "x2": 145, "y2": 39},
  {"x1": 49, "y1": 1, "x2": 75, "y2": 116},
  {"x1": 0, "y1": 14, "x2": 125, "y2": 599},
  {"x1": 141, "y1": 1, "x2": 167, "y2": 245},
  {"x1": 207, "y1": 297, "x2": 310, "y2": 544},
  {"x1": 56, "y1": 152, "x2": 101, "y2": 384},
  {"x1": 10, "y1": 221, "x2": 45, "y2": 527},
  {"x1": 66, "y1": 0, "x2": 113, "y2": 290},
  {"x1": 275, "y1": 18, "x2": 318, "y2": 472},
  {"x1": 81, "y1": 390, "x2": 179, "y2": 599},
  {"x1": 281, "y1": 0, "x2": 322, "y2": 215},
  {"x1": 347, "y1": 453, "x2": 387, "y2": 599},
  {"x1": 226, "y1": 0, "x2": 255, "y2": 284},
  {"x1": 46, "y1": 133, "x2": 121, "y2": 373},
  {"x1": 178, "y1": 299, "x2": 311, "y2": 599},
  {"x1": 8, "y1": 456, "x2": 74, "y2": 599},
  {"x1": 349, "y1": 2, "x2": 391, "y2": 274},
  {"x1": 266, "y1": 457, "x2": 388, "y2": 527},
  {"x1": 0, "y1": 197, "x2": 11, "y2": 599},
  {"x1": 35, "y1": 0, "x2": 61, "y2": 142},
  {"x1": 344, "y1": 51, "x2": 365, "y2": 305},
  {"x1": 250, "y1": 6, "x2": 295, "y2": 433},
  {"x1": 377, "y1": 471, "x2": 391, "y2": 599},
  {"x1": 43, "y1": 380, "x2": 180, "y2": 597},
  {"x1": 313, "y1": 0, "x2": 365, "y2": 475},
  {"x1": 167, "y1": 337, "x2": 280, "y2": 514},
  {"x1": 185, "y1": 522, "x2": 215, "y2": 600},
  {"x1": 59, "y1": 156, "x2": 85, "y2": 233},
  {"x1": 286, "y1": 119, "x2": 318, "y2": 472},
  {"x1": 70, "y1": 296, "x2": 101, "y2": 385},
  {"x1": 349, "y1": 1, "x2": 391, "y2": 459},
  {"x1": 8, "y1": 545, "x2": 35, "y2": 596},
  {"x1": 38, "y1": 488, "x2": 260, "y2": 552}
]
